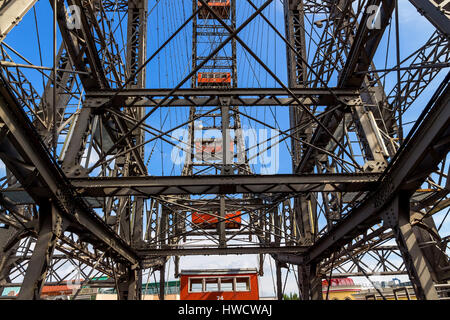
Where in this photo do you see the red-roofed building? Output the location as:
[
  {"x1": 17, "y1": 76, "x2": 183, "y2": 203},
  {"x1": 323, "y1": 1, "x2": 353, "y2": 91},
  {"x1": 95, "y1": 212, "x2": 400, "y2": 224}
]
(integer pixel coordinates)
[
  {"x1": 322, "y1": 278, "x2": 361, "y2": 300},
  {"x1": 41, "y1": 284, "x2": 73, "y2": 298}
]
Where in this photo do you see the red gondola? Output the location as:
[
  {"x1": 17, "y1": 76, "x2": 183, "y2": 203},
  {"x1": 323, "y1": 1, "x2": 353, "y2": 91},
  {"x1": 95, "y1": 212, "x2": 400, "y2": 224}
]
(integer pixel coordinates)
[
  {"x1": 198, "y1": 0, "x2": 231, "y2": 19},
  {"x1": 180, "y1": 268, "x2": 259, "y2": 300},
  {"x1": 194, "y1": 138, "x2": 234, "y2": 160},
  {"x1": 197, "y1": 72, "x2": 231, "y2": 87},
  {"x1": 192, "y1": 211, "x2": 241, "y2": 229}
]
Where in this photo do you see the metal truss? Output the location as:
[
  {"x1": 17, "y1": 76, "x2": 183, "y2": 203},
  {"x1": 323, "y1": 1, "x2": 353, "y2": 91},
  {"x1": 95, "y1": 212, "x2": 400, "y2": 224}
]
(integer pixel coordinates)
[{"x1": 0, "y1": 0, "x2": 448, "y2": 301}]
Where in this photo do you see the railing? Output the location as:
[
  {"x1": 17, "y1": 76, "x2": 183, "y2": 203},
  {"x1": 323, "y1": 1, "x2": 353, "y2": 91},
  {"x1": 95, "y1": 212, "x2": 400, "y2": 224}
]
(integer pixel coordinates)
[{"x1": 362, "y1": 283, "x2": 450, "y2": 300}]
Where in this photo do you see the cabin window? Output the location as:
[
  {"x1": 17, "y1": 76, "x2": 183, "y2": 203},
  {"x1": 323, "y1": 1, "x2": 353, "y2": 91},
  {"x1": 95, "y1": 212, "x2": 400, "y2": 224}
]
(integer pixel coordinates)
[
  {"x1": 235, "y1": 277, "x2": 250, "y2": 292},
  {"x1": 205, "y1": 278, "x2": 219, "y2": 292},
  {"x1": 189, "y1": 278, "x2": 203, "y2": 292},
  {"x1": 220, "y1": 278, "x2": 234, "y2": 292},
  {"x1": 187, "y1": 275, "x2": 251, "y2": 293}
]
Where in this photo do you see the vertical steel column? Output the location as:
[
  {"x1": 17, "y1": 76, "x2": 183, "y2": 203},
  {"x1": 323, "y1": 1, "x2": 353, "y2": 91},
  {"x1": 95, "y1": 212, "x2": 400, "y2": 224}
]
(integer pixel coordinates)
[
  {"x1": 132, "y1": 197, "x2": 144, "y2": 245},
  {"x1": 125, "y1": 0, "x2": 148, "y2": 254},
  {"x1": 284, "y1": 0, "x2": 308, "y2": 168},
  {"x1": 17, "y1": 201, "x2": 61, "y2": 300},
  {"x1": 284, "y1": 0, "x2": 315, "y2": 244},
  {"x1": 390, "y1": 194, "x2": 439, "y2": 300},
  {"x1": 408, "y1": 0, "x2": 450, "y2": 37},
  {"x1": 120, "y1": 0, "x2": 148, "y2": 283},
  {"x1": 276, "y1": 261, "x2": 283, "y2": 300},
  {"x1": 0, "y1": 227, "x2": 19, "y2": 292},
  {"x1": 297, "y1": 263, "x2": 322, "y2": 300},
  {"x1": 118, "y1": 268, "x2": 142, "y2": 300},
  {"x1": 159, "y1": 263, "x2": 166, "y2": 301},
  {"x1": 218, "y1": 196, "x2": 226, "y2": 248},
  {"x1": 410, "y1": 213, "x2": 450, "y2": 282},
  {"x1": 284, "y1": 0, "x2": 321, "y2": 299},
  {"x1": 186, "y1": 0, "x2": 248, "y2": 250}
]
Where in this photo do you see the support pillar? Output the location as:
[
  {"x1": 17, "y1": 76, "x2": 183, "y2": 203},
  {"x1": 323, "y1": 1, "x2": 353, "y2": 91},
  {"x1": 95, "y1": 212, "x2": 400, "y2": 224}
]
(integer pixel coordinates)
[
  {"x1": 174, "y1": 256, "x2": 180, "y2": 278},
  {"x1": 276, "y1": 261, "x2": 283, "y2": 300},
  {"x1": 298, "y1": 263, "x2": 322, "y2": 300},
  {"x1": 159, "y1": 262, "x2": 166, "y2": 301},
  {"x1": 218, "y1": 196, "x2": 226, "y2": 248},
  {"x1": 390, "y1": 194, "x2": 439, "y2": 300},
  {"x1": 258, "y1": 254, "x2": 264, "y2": 276},
  {"x1": 0, "y1": 227, "x2": 16, "y2": 293},
  {"x1": 17, "y1": 201, "x2": 61, "y2": 300},
  {"x1": 118, "y1": 268, "x2": 142, "y2": 300},
  {"x1": 411, "y1": 214, "x2": 450, "y2": 282},
  {"x1": 132, "y1": 197, "x2": 144, "y2": 245}
]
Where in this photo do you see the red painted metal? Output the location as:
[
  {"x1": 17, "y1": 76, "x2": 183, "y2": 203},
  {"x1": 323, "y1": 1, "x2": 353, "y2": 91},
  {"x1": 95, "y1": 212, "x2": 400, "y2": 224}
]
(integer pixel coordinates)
[
  {"x1": 197, "y1": 72, "x2": 231, "y2": 86},
  {"x1": 192, "y1": 211, "x2": 241, "y2": 229},
  {"x1": 322, "y1": 278, "x2": 355, "y2": 287},
  {"x1": 194, "y1": 139, "x2": 234, "y2": 155},
  {"x1": 198, "y1": 0, "x2": 231, "y2": 19},
  {"x1": 40, "y1": 284, "x2": 73, "y2": 297},
  {"x1": 180, "y1": 270, "x2": 259, "y2": 300}
]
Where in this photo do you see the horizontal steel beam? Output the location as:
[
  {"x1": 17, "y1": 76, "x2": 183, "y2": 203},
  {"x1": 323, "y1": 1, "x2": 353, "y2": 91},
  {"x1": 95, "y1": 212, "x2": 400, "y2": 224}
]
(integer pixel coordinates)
[
  {"x1": 66, "y1": 173, "x2": 380, "y2": 197},
  {"x1": 329, "y1": 271, "x2": 409, "y2": 278},
  {"x1": 84, "y1": 88, "x2": 361, "y2": 108},
  {"x1": 138, "y1": 245, "x2": 308, "y2": 258}
]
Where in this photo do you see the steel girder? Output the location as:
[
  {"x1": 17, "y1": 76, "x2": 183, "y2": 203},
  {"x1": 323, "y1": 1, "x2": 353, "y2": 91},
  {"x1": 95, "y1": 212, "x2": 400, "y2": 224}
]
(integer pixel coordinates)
[
  {"x1": 102, "y1": 0, "x2": 128, "y2": 12},
  {"x1": 116, "y1": 0, "x2": 149, "y2": 300},
  {"x1": 280, "y1": 72, "x2": 450, "y2": 297},
  {"x1": 0, "y1": 73, "x2": 139, "y2": 267},
  {"x1": 385, "y1": 30, "x2": 450, "y2": 121},
  {"x1": 139, "y1": 245, "x2": 308, "y2": 260},
  {"x1": 297, "y1": 0, "x2": 396, "y2": 174},
  {"x1": 66, "y1": 173, "x2": 380, "y2": 197},
  {"x1": 50, "y1": 4, "x2": 150, "y2": 293},
  {"x1": 409, "y1": 0, "x2": 450, "y2": 38},
  {"x1": 50, "y1": 3, "x2": 150, "y2": 286},
  {"x1": 284, "y1": 3, "x2": 317, "y2": 276},
  {"x1": 53, "y1": 0, "x2": 147, "y2": 176},
  {"x1": 306, "y1": 0, "x2": 353, "y2": 88},
  {"x1": 85, "y1": 88, "x2": 361, "y2": 109},
  {"x1": 338, "y1": 0, "x2": 396, "y2": 88},
  {"x1": 0, "y1": 0, "x2": 38, "y2": 42},
  {"x1": 304, "y1": 1, "x2": 447, "y2": 293},
  {"x1": 283, "y1": 0, "x2": 394, "y2": 298}
]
